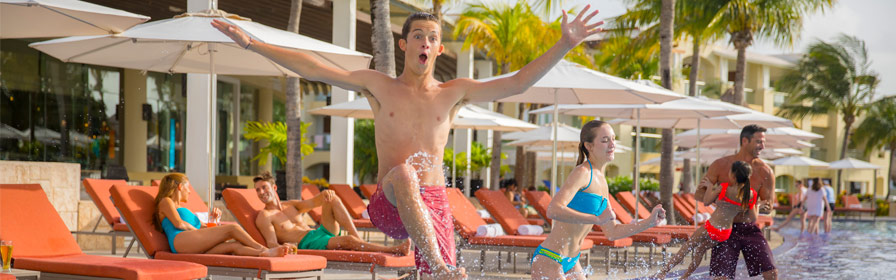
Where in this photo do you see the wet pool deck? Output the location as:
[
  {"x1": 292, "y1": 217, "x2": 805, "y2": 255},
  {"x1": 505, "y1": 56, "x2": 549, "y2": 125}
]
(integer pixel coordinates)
[{"x1": 82, "y1": 227, "x2": 785, "y2": 279}]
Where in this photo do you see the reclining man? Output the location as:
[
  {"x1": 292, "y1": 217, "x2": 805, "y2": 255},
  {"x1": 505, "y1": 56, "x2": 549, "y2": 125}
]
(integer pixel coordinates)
[{"x1": 252, "y1": 172, "x2": 410, "y2": 255}]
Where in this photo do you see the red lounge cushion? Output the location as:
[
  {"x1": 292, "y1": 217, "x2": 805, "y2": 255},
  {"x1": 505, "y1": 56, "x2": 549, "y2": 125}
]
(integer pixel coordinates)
[
  {"x1": 14, "y1": 254, "x2": 206, "y2": 280},
  {"x1": 156, "y1": 251, "x2": 327, "y2": 272},
  {"x1": 295, "y1": 250, "x2": 414, "y2": 267},
  {"x1": 330, "y1": 184, "x2": 367, "y2": 219}
]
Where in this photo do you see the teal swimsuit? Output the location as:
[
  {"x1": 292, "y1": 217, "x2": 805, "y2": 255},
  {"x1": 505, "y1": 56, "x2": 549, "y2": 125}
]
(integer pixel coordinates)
[
  {"x1": 161, "y1": 207, "x2": 201, "y2": 253},
  {"x1": 532, "y1": 158, "x2": 608, "y2": 273}
]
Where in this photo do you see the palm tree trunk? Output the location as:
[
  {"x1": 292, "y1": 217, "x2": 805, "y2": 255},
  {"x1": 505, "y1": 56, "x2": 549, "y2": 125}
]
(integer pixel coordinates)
[
  {"x1": 658, "y1": 0, "x2": 676, "y2": 225},
  {"x1": 733, "y1": 39, "x2": 748, "y2": 106},
  {"x1": 887, "y1": 142, "x2": 895, "y2": 198},
  {"x1": 490, "y1": 103, "x2": 503, "y2": 190},
  {"x1": 370, "y1": 0, "x2": 396, "y2": 77},
  {"x1": 433, "y1": 1, "x2": 443, "y2": 22},
  {"x1": 514, "y1": 103, "x2": 527, "y2": 188},
  {"x1": 680, "y1": 36, "x2": 702, "y2": 194},
  {"x1": 837, "y1": 117, "x2": 854, "y2": 192},
  {"x1": 285, "y1": 0, "x2": 304, "y2": 200}
]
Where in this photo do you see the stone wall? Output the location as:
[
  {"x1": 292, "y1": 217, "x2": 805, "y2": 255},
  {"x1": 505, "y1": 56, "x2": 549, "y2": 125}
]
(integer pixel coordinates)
[{"x1": 0, "y1": 160, "x2": 80, "y2": 230}]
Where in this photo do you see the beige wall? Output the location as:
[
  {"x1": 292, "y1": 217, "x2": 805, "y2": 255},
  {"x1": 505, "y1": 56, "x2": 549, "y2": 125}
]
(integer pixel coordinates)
[
  {"x1": 0, "y1": 161, "x2": 79, "y2": 230},
  {"x1": 123, "y1": 69, "x2": 148, "y2": 173}
]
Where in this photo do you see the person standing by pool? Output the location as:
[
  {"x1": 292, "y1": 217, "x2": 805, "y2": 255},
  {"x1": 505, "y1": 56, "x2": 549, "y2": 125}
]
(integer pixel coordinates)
[
  {"x1": 531, "y1": 120, "x2": 665, "y2": 279},
  {"x1": 695, "y1": 124, "x2": 777, "y2": 280},
  {"x1": 773, "y1": 179, "x2": 808, "y2": 232},
  {"x1": 804, "y1": 178, "x2": 831, "y2": 235},
  {"x1": 212, "y1": 6, "x2": 605, "y2": 279},
  {"x1": 822, "y1": 179, "x2": 836, "y2": 233}
]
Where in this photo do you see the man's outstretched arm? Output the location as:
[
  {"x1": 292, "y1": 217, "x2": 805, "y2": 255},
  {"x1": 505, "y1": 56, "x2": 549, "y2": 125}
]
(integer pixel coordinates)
[
  {"x1": 459, "y1": 5, "x2": 604, "y2": 103},
  {"x1": 211, "y1": 20, "x2": 384, "y2": 94}
]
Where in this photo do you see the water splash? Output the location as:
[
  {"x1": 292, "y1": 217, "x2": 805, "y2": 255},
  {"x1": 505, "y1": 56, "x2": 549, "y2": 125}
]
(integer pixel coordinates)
[{"x1": 404, "y1": 151, "x2": 442, "y2": 190}]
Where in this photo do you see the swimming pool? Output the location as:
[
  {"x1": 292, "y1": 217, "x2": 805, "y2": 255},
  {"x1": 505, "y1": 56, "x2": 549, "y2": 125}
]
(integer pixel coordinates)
[{"x1": 771, "y1": 219, "x2": 896, "y2": 279}]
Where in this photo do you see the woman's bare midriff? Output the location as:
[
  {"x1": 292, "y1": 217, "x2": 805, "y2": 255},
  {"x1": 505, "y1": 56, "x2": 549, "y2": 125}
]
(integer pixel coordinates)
[{"x1": 541, "y1": 221, "x2": 592, "y2": 258}]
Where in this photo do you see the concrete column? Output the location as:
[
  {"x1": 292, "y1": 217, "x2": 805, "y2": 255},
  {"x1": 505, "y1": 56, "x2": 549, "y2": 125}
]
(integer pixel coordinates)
[
  {"x1": 184, "y1": 0, "x2": 216, "y2": 204},
  {"x1": 719, "y1": 57, "x2": 729, "y2": 84},
  {"x1": 257, "y1": 87, "x2": 274, "y2": 172},
  {"x1": 329, "y1": 0, "x2": 356, "y2": 184},
  {"x1": 474, "y1": 60, "x2": 494, "y2": 188},
  {"x1": 446, "y1": 42, "x2": 474, "y2": 195},
  {"x1": 123, "y1": 69, "x2": 147, "y2": 173}
]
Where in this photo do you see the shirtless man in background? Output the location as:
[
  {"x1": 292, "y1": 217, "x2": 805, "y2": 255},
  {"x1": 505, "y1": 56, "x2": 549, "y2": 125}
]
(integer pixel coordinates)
[
  {"x1": 695, "y1": 125, "x2": 778, "y2": 280},
  {"x1": 213, "y1": 6, "x2": 604, "y2": 278}
]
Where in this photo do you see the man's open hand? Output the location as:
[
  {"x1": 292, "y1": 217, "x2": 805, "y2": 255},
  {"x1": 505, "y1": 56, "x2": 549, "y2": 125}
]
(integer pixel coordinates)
[
  {"x1": 211, "y1": 19, "x2": 251, "y2": 49},
  {"x1": 560, "y1": 5, "x2": 604, "y2": 48}
]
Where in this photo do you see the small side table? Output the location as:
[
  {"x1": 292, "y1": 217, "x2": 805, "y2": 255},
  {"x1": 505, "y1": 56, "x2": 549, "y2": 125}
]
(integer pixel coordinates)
[{"x1": 2, "y1": 268, "x2": 39, "y2": 280}]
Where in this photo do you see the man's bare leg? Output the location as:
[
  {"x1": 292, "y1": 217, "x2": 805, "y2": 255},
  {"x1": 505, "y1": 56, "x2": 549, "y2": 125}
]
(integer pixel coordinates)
[
  {"x1": 381, "y1": 164, "x2": 466, "y2": 279},
  {"x1": 327, "y1": 235, "x2": 412, "y2": 255},
  {"x1": 762, "y1": 269, "x2": 778, "y2": 280},
  {"x1": 319, "y1": 190, "x2": 361, "y2": 238}
]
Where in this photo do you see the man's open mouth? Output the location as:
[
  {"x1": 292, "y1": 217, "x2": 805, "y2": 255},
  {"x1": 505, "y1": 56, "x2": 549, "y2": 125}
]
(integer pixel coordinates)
[{"x1": 418, "y1": 53, "x2": 428, "y2": 64}]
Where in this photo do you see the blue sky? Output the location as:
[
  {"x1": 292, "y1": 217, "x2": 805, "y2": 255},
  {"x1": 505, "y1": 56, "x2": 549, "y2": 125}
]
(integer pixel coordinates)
[{"x1": 445, "y1": 0, "x2": 896, "y2": 98}]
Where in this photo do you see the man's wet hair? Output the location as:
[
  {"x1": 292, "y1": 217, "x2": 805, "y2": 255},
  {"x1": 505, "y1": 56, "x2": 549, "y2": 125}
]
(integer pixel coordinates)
[
  {"x1": 401, "y1": 12, "x2": 439, "y2": 40},
  {"x1": 739, "y1": 124, "x2": 767, "y2": 146}
]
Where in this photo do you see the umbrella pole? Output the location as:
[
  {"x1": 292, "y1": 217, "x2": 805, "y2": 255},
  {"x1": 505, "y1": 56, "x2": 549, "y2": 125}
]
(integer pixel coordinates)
[
  {"x1": 694, "y1": 119, "x2": 702, "y2": 226},
  {"x1": 452, "y1": 129, "x2": 457, "y2": 192},
  {"x1": 207, "y1": 42, "x2": 216, "y2": 211},
  {"x1": 551, "y1": 91, "x2": 559, "y2": 196},
  {"x1": 634, "y1": 108, "x2": 641, "y2": 220}
]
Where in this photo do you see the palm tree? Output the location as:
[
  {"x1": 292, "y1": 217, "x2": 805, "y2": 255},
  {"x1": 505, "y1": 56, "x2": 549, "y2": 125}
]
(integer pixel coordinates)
[
  {"x1": 704, "y1": 0, "x2": 835, "y2": 106},
  {"x1": 285, "y1": 0, "x2": 304, "y2": 199},
  {"x1": 370, "y1": 0, "x2": 396, "y2": 77},
  {"x1": 852, "y1": 97, "x2": 896, "y2": 198},
  {"x1": 657, "y1": 0, "x2": 676, "y2": 224},
  {"x1": 777, "y1": 34, "x2": 879, "y2": 191}
]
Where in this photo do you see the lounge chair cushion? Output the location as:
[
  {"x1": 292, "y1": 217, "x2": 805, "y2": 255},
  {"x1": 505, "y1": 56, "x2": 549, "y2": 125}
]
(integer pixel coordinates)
[
  {"x1": 445, "y1": 188, "x2": 487, "y2": 239},
  {"x1": 359, "y1": 184, "x2": 377, "y2": 199},
  {"x1": 83, "y1": 179, "x2": 129, "y2": 226},
  {"x1": 474, "y1": 189, "x2": 529, "y2": 235},
  {"x1": 155, "y1": 251, "x2": 326, "y2": 272},
  {"x1": 0, "y1": 184, "x2": 83, "y2": 258},
  {"x1": 301, "y1": 184, "x2": 324, "y2": 221},
  {"x1": 329, "y1": 184, "x2": 367, "y2": 219},
  {"x1": 14, "y1": 254, "x2": 206, "y2": 280}
]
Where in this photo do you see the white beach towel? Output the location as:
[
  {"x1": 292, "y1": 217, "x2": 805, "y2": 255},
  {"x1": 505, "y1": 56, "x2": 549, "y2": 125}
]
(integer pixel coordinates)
[
  {"x1": 517, "y1": 224, "x2": 544, "y2": 235},
  {"x1": 476, "y1": 224, "x2": 504, "y2": 237}
]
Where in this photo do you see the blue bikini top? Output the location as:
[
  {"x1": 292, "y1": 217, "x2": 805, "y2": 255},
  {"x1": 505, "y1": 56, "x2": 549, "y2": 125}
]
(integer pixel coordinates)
[{"x1": 567, "y1": 158, "x2": 609, "y2": 217}]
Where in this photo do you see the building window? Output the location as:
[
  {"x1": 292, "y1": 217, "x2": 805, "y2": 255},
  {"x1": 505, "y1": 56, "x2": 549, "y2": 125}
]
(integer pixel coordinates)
[
  {"x1": 773, "y1": 92, "x2": 787, "y2": 107},
  {"x1": 146, "y1": 72, "x2": 186, "y2": 172},
  {"x1": 0, "y1": 39, "x2": 122, "y2": 170}
]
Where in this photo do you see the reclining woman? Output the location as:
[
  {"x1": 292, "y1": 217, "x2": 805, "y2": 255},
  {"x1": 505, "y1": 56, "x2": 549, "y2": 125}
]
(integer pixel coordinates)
[
  {"x1": 531, "y1": 120, "x2": 666, "y2": 280},
  {"x1": 653, "y1": 161, "x2": 757, "y2": 279},
  {"x1": 153, "y1": 173, "x2": 289, "y2": 256}
]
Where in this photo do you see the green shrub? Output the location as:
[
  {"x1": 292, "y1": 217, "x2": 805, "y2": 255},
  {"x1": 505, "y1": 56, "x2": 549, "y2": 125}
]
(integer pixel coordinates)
[
  {"x1": 876, "y1": 199, "x2": 889, "y2": 216},
  {"x1": 607, "y1": 175, "x2": 658, "y2": 195}
]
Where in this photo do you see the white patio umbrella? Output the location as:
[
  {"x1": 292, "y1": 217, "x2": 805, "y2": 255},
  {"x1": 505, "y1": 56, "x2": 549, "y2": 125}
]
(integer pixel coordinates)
[
  {"x1": 481, "y1": 60, "x2": 684, "y2": 198},
  {"x1": 1, "y1": 0, "x2": 149, "y2": 38},
  {"x1": 529, "y1": 95, "x2": 747, "y2": 218},
  {"x1": 31, "y1": 8, "x2": 372, "y2": 207},
  {"x1": 675, "y1": 127, "x2": 823, "y2": 148},
  {"x1": 770, "y1": 156, "x2": 830, "y2": 167},
  {"x1": 310, "y1": 98, "x2": 539, "y2": 195},
  {"x1": 827, "y1": 157, "x2": 881, "y2": 194}
]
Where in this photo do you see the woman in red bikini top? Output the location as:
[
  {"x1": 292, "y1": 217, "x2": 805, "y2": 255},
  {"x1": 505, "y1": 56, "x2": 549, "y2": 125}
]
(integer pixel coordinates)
[{"x1": 654, "y1": 160, "x2": 756, "y2": 279}]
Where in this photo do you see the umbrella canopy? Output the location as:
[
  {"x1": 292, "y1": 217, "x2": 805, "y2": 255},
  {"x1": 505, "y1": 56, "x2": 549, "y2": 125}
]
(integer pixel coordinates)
[
  {"x1": 607, "y1": 96, "x2": 793, "y2": 129},
  {"x1": 31, "y1": 9, "x2": 372, "y2": 207},
  {"x1": 1, "y1": 0, "x2": 149, "y2": 38},
  {"x1": 309, "y1": 98, "x2": 538, "y2": 132},
  {"x1": 770, "y1": 156, "x2": 830, "y2": 167},
  {"x1": 505, "y1": 123, "x2": 581, "y2": 148},
  {"x1": 30, "y1": 9, "x2": 371, "y2": 76},
  {"x1": 485, "y1": 60, "x2": 684, "y2": 105},
  {"x1": 529, "y1": 95, "x2": 750, "y2": 119},
  {"x1": 827, "y1": 157, "x2": 881, "y2": 170},
  {"x1": 675, "y1": 127, "x2": 823, "y2": 148}
]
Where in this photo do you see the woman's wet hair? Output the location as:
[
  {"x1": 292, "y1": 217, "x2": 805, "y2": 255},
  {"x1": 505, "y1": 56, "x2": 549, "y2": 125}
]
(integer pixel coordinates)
[
  {"x1": 577, "y1": 120, "x2": 608, "y2": 165},
  {"x1": 731, "y1": 161, "x2": 753, "y2": 211},
  {"x1": 152, "y1": 173, "x2": 189, "y2": 232}
]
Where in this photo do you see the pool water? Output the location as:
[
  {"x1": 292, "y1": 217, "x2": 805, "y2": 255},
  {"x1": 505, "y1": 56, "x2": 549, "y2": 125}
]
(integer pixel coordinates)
[{"x1": 771, "y1": 220, "x2": 896, "y2": 279}]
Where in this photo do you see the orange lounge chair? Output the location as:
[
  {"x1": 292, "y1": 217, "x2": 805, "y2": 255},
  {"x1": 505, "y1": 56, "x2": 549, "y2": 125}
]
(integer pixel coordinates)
[
  {"x1": 301, "y1": 185, "x2": 380, "y2": 240},
  {"x1": 329, "y1": 184, "x2": 369, "y2": 219},
  {"x1": 222, "y1": 188, "x2": 417, "y2": 278},
  {"x1": 79, "y1": 178, "x2": 137, "y2": 256},
  {"x1": 836, "y1": 195, "x2": 877, "y2": 220},
  {"x1": 445, "y1": 188, "x2": 598, "y2": 273},
  {"x1": 0, "y1": 184, "x2": 207, "y2": 280},
  {"x1": 110, "y1": 184, "x2": 327, "y2": 279},
  {"x1": 359, "y1": 184, "x2": 377, "y2": 199},
  {"x1": 603, "y1": 194, "x2": 695, "y2": 240}
]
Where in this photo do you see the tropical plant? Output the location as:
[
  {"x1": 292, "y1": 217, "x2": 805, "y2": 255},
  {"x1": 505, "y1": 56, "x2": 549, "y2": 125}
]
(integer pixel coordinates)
[
  {"x1": 354, "y1": 119, "x2": 378, "y2": 184},
  {"x1": 852, "y1": 97, "x2": 896, "y2": 198},
  {"x1": 607, "y1": 175, "x2": 660, "y2": 195},
  {"x1": 443, "y1": 142, "x2": 505, "y2": 179},
  {"x1": 777, "y1": 34, "x2": 878, "y2": 191},
  {"x1": 242, "y1": 121, "x2": 313, "y2": 166},
  {"x1": 703, "y1": 0, "x2": 835, "y2": 106}
]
